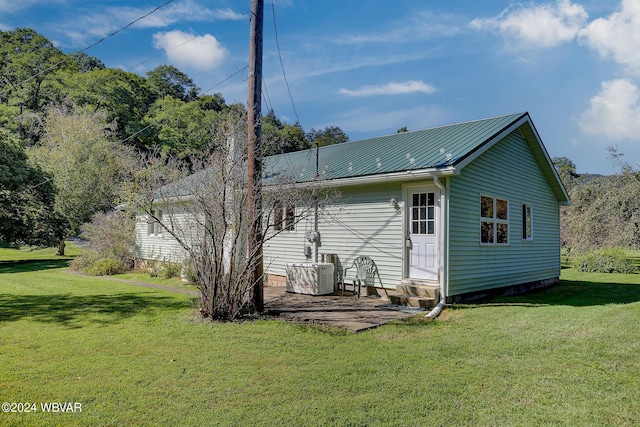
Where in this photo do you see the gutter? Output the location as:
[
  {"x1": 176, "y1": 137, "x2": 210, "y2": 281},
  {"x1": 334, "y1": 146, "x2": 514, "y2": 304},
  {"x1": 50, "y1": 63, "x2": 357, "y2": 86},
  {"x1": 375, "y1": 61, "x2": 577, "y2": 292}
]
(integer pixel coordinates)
[
  {"x1": 148, "y1": 166, "x2": 460, "y2": 203},
  {"x1": 426, "y1": 173, "x2": 447, "y2": 319},
  {"x1": 292, "y1": 166, "x2": 458, "y2": 190}
]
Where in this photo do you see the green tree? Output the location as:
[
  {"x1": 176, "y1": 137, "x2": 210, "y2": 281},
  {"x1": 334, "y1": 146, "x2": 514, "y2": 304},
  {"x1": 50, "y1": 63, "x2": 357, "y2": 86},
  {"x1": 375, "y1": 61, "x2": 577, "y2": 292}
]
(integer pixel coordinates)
[
  {"x1": 72, "y1": 52, "x2": 105, "y2": 73},
  {"x1": 146, "y1": 65, "x2": 199, "y2": 102},
  {"x1": 197, "y1": 93, "x2": 226, "y2": 112},
  {"x1": 282, "y1": 122, "x2": 308, "y2": 152},
  {"x1": 28, "y1": 105, "x2": 134, "y2": 254},
  {"x1": 141, "y1": 96, "x2": 215, "y2": 160},
  {"x1": 552, "y1": 156, "x2": 581, "y2": 191},
  {"x1": 0, "y1": 28, "x2": 67, "y2": 111},
  {"x1": 59, "y1": 68, "x2": 153, "y2": 147},
  {"x1": 0, "y1": 104, "x2": 21, "y2": 134},
  {"x1": 0, "y1": 129, "x2": 62, "y2": 245},
  {"x1": 306, "y1": 125, "x2": 349, "y2": 147},
  {"x1": 262, "y1": 110, "x2": 310, "y2": 156}
]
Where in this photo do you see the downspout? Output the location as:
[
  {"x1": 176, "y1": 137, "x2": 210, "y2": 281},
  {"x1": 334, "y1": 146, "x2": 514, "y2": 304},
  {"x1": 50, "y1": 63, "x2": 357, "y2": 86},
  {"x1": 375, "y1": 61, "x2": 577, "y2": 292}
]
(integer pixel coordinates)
[
  {"x1": 426, "y1": 173, "x2": 447, "y2": 319},
  {"x1": 313, "y1": 142, "x2": 319, "y2": 263}
]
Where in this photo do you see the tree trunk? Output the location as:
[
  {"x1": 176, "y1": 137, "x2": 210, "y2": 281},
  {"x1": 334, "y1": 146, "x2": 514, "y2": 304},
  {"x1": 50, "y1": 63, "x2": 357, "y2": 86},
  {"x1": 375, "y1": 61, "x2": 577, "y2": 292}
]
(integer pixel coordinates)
[{"x1": 57, "y1": 238, "x2": 66, "y2": 256}]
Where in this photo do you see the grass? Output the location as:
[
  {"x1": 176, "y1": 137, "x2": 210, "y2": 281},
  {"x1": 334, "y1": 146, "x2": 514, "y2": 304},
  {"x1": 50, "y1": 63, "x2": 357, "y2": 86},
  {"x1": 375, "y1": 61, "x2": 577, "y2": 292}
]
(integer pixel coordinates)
[
  {"x1": 1, "y1": 254, "x2": 639, "y2": 425},
  {"x1": 0, "y1": 241, "x2": 193, "y2": 291},
  {"x1": 112, "y1": 272, "x2": 184, "y2": 286},
  {"x1": 0, "y1": 244, "x2": 80, "y2": 262}
]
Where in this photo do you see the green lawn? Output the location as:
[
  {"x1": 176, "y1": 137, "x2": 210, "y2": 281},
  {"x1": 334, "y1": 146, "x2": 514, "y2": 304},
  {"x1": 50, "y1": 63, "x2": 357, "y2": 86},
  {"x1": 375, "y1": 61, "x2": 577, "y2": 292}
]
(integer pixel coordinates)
[
  {"x1": 1, "y1": 257, "x2": 639, "y2": 426},
  {"x1": 0, "y1": 244, "x2": 80, "y2": 262}
]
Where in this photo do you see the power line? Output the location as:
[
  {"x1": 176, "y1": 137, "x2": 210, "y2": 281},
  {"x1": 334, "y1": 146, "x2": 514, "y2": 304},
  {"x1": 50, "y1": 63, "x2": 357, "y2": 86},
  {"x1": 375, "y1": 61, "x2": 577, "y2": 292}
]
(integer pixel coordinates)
[
  {"x1": 199, "y1": 66, "x2": 249, "y2": 95},
  {"x1": 270, "y1": 0, "x2": 300, "y2": 124},
  {"x1": 262, "y1": 77, "x2": 274, "y2": 113},
  {"x1": 50, "y1": 35, "x2": 201, "y2": 100},
  {"x1": 1, "y1": 0, "x2": 175, "y2": 97},
  {"x1": 79, "y1": 0, "x2": 175, "y2": 55}
]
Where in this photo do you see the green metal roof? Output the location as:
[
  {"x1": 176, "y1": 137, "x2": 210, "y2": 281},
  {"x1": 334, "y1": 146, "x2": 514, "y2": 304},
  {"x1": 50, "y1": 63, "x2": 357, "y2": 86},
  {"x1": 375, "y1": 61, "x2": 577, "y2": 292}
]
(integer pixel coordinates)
[
  {"x1": 265, "y1": 112, "x2": 527, "y2": 183},
  {"x1": 155, "y1": 112, "x2": 569, "y2": 204}
]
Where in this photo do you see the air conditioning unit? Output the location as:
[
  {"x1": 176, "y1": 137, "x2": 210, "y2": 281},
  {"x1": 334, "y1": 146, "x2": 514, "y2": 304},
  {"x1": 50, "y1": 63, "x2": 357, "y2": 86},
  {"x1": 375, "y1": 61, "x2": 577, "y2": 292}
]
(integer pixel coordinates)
[{"x1": 286, "y1": 263, "x2": 335, "y2": 295}]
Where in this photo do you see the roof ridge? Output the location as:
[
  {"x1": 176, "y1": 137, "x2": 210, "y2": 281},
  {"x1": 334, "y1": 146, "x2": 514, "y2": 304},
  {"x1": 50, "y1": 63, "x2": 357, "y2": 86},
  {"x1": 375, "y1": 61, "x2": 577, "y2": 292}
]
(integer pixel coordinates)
[
  {"x1": 267, "y1": 112, "x2": 528, "y2": 161},
  {"x1": 362, "y1": 111, "x2": 527, "y2": 140}
]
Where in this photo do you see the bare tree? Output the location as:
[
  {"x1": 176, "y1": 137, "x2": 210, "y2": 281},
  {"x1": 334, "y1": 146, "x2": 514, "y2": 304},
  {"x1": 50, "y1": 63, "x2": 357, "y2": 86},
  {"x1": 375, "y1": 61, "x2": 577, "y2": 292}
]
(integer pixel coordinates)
[{"x1": 126, "y1": 109, "x2": 335, "y2": 320}]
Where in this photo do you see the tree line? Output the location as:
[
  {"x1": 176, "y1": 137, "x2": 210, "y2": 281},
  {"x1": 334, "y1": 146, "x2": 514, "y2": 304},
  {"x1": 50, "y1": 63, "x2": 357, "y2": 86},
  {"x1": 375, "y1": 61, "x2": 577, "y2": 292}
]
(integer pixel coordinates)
[
  {"x1": 0, "y1": 28, "x2": 348, "y2": 251},
  {"x1": 553, "y1": 151, "x2": 640, "y2": 258}
]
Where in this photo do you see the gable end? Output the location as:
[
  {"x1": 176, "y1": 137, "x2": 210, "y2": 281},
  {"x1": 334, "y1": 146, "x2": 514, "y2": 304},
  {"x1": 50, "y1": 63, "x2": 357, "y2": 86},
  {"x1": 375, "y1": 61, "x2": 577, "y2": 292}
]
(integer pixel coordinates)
[{"x1": 452, "y1": 113, "x2": 569, "y2": 205}]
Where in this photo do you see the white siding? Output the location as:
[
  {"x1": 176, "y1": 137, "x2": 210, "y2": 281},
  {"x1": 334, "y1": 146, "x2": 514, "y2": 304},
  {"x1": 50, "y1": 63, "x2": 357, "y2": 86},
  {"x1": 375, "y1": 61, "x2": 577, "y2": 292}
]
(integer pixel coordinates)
[
  {"x1": 135, "y1": 205, "x2": 196, "y2": 264},
  {"x1": 264, "y1": 182, "x2": 404, "y2": 288}
]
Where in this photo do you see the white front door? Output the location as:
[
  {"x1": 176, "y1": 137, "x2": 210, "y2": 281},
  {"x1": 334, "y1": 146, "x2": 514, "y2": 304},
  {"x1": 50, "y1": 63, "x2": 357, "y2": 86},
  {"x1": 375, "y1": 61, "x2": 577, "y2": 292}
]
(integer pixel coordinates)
[{"x1": 408, "y1": 187, "x2": 438, "y2": 281}]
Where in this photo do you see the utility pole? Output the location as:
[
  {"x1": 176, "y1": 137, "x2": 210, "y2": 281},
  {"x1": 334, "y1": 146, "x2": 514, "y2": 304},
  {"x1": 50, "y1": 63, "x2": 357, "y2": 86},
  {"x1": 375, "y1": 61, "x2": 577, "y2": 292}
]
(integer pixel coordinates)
[{"x1": 247, "y1": 0, "x2": 264, "y2": 313}]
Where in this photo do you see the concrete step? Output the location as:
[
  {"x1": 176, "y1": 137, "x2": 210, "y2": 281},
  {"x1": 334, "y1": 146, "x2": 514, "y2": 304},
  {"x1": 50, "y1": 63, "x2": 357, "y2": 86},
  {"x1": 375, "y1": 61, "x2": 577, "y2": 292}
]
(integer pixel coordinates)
[
  {"x1": 395, "y1": 283, "x2": 439, "y2": 299},
  {"x1": 388, "y1": 293, "x2": 436, "y2": 310}
]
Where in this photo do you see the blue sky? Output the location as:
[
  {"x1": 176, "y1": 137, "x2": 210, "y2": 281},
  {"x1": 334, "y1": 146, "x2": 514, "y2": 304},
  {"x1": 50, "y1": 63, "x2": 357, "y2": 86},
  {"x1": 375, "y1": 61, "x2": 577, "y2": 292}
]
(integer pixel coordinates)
[{"x1": 2, "y1": 0, "x2": 639, "y2": 175}]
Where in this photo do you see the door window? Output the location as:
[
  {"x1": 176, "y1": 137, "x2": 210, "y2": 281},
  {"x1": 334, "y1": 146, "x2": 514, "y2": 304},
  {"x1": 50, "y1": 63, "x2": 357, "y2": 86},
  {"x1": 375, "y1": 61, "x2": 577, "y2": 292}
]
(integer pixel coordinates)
[{"x1": 411, "y1": 192, "x2": 435, "y2": 235}]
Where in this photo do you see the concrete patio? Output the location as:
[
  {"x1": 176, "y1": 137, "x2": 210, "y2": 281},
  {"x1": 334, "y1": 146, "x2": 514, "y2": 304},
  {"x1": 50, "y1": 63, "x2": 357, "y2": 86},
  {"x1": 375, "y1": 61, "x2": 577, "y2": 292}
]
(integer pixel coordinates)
[
  {"x1": 263, "y1": 286, "x2": 424, "y2": 332},
  {"x1": 65, "y1": 272, "x2": 423, "y2": 332}
]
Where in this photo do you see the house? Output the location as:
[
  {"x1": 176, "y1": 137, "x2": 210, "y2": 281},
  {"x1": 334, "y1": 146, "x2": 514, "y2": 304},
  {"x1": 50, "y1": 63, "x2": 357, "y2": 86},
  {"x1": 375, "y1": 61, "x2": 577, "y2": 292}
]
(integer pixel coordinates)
[
  {"x1": 261, "y1": 112, "x2": 569, "y2": 305},
  {"x1": 135, "y1": 112, "x2": 569, "y2": 306}
]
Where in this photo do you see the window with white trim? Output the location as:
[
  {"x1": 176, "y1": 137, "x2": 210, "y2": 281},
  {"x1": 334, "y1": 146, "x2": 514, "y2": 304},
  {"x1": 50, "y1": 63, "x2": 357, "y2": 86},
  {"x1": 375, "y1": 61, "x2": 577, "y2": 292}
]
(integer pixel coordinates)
[
  {"x1": 522, "y1": 204, "x2": 533, "y2": 240},
  {"x1": 273, "y1": 202, "x2": 295, "y2": 231},
  {"x1": 480, "y1": 195, "x2": 509, "y2": 244},
  {"x1": 147, "y1": 209, "x2": 163, "y2": 236},
  {"x1": 146, "y1": 214, "x2": 154, "y2": 235}
]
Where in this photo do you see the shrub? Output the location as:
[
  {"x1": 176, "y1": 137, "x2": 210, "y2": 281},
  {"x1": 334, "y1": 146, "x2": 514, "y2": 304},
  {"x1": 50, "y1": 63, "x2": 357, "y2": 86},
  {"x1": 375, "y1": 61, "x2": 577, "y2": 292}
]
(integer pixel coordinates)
[
  {"x1": 573, "y1": 248, "x2": 636, "y2": 274},
  {"x1": 147, "y1": 260, "x2": 161, "y2": 277},
  {"x1": 160, "y1": 262, "x2": 182, "y2": 279},
  {"x1": 86, "y1": 258, "x2": 125, "y2": 276},
  {"x1": 69, "y1": 253, "x2": 97, "y2": 272},
  {"x1": 75, "y1": 211, "x2": 136, "y2": 272},
  {"x1": 145, "y1": 260, "x2": 182, "y2": 279}
]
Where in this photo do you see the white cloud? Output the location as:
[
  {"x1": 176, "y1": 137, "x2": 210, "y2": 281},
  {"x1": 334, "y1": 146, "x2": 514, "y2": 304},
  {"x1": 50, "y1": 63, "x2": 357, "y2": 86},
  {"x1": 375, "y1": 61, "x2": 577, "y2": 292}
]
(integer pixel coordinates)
[
  {"x1": 132, "y1": 1, "x2": 245, "y2": 28},
  {"x1": 339, "y1": 80, "x2": 436, "y2": 97},
  {"x1": 58, "y1": 0, "x2": 244, "y2": 46},
  {"x1": 580, "y1": 0, "x2": 640, "y2": 76},
  {"x1": 579, "y1": 78, "x2": 640, "y2": 140},
  {"x1": 470, "y1": 0, "x2": 588, "y2": 48},
  {"x1": 338, "y1": 11, "x2": 460, "y2": 44},
  {"x1": 153, "y1": 30, "x2": 228, "y2": 70},
  {"x1": 0, "y1": 0, "x2": 64, "y2": 13}
]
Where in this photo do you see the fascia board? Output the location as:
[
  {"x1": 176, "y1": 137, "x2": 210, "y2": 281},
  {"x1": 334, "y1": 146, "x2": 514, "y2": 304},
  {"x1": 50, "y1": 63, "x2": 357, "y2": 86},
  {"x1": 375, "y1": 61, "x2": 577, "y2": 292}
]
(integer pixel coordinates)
[
  {"x1": 452, "y1": 113, "x2": 529, "y2": 171},
  {"x1": 451, "y1": 113, "x2": 571, "y2": 205},
  {"x1": 285, "y1": 167, "x2": 458, "y2": 190},
  {"x1": 519, "y1": 119, "x2": 571, "y2": 205}
]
